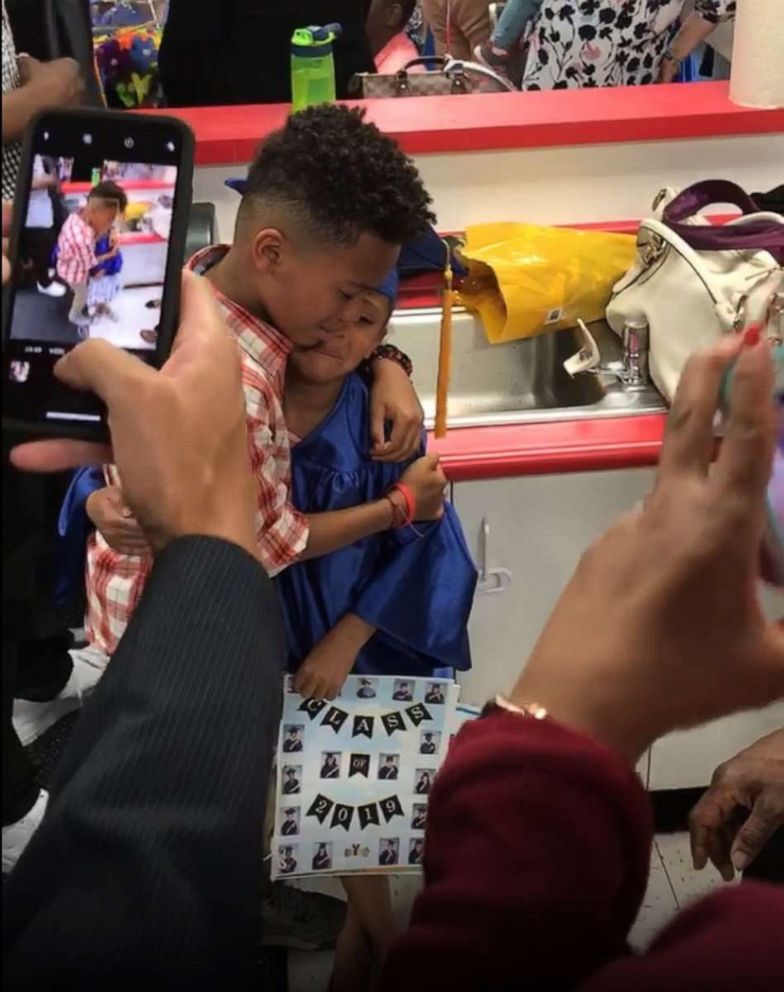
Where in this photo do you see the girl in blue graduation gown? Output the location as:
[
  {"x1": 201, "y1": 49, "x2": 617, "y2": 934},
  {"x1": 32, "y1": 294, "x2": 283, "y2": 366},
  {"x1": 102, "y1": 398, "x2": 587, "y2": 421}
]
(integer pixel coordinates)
[
  {"x1": 278, "y1": 270, "x2": 476, "y2": 988},
  {"x1": 279, "y1": 295, "x2": 475, "y2": 696},
  {"x1": 278, "y1": 268, "x2": 475, "y2": 695}
]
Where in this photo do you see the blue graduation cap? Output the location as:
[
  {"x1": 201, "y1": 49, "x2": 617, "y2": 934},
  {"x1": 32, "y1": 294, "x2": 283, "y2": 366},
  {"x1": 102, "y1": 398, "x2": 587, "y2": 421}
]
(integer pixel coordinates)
[
  {"x1": 376, "y1": 267, "x2": 400, "y2": 306},
  {"x1": 398, "y1": 224, "x2": 467, "y2": 281}
]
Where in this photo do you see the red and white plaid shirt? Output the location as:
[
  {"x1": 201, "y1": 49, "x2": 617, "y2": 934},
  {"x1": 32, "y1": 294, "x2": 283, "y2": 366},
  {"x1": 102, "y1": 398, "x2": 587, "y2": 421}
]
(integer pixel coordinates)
[
  {"x1": 85, "y1": 245, "x2": 309, "y2": 656},
  {"x1": 56, "y1": 210, "x2": 97, "y2": 287}
]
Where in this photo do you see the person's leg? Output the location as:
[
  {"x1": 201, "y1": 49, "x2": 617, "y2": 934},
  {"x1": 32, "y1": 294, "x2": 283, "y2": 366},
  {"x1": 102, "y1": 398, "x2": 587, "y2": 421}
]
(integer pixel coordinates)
[
  {"x1": 67, "y1": 282, "x2": 90, "y2": 335},
  {"x1": 338, "y1": 875, "x2": 399, "y2": 978},
  {"x1": 26, "y1": 229, "x2": 50, "y2": 288},
  {"x1": 2, "y1": 635, "x2": 70, "y2": 873},
  {"x1": 14, "y1": 632, "x2": 74, "y2": 703},
  {"x1": 330, "y1": 890, "x2": 374, "y2": 992},
  {"x1": 29, "y1": 227, "x2": 65, "y2": 295},
  {"x1": 491, "y1": 0, "x2": 534, "y2": 50},
  {"x1": 421, "y1": 0, "x2": 449, "y2": 56},
  {"x1": 260, "y1": 775, "x2": 347, "y2": 951},
  {"x1": 12, "y1": 633, "x2": 103, "y2": 748},
  {"x1": 103, "y1": 276, "x2": 121, "y2": 322},
  {"x1": 454, "y1": 0, "x2": 492, "y2": 56},
  {"x1": 2, "y1": 640, "x2": 41, "y2": 830}
]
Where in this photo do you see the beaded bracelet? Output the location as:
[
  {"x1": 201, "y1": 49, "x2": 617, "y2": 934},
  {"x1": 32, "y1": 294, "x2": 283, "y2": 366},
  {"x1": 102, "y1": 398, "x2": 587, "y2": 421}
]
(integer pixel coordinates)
[{"x1": 370, "y1": 344, "x2": 414, "y2": 378}]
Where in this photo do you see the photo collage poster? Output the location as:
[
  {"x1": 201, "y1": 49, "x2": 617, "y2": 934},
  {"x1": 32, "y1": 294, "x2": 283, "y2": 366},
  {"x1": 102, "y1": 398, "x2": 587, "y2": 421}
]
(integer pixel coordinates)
[{"x1": 272, "y1": 675, "x2": 460, "y2": 879}]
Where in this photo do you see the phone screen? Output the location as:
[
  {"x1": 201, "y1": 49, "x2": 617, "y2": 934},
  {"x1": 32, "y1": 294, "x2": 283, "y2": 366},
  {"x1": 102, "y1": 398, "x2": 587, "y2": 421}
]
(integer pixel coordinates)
[{"x1": 2, "y1": 111, "x2": 192, "y2": 433}]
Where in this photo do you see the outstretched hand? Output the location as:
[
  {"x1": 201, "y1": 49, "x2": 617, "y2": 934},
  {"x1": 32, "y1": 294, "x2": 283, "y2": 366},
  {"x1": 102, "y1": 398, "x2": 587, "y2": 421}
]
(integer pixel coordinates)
[{"x1": 511, "y1": 335, "x2": 784, "y2": 764}]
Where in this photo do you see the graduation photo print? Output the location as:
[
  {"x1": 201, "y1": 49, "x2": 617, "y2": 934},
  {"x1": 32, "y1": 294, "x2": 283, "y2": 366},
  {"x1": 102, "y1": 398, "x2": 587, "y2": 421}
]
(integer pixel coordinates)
[{"x1": 272, "y1": 675, "x2": 460, "y2": 877}]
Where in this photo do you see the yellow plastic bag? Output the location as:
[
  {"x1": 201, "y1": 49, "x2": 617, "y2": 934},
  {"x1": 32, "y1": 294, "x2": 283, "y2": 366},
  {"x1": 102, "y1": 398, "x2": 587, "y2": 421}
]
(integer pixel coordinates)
[{"x1": 455, "y1": 223, "x2": 637, "y2": 345}]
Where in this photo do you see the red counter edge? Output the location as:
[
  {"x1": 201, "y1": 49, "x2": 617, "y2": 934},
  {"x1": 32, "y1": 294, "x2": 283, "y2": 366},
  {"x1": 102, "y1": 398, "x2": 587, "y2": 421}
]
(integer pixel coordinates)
[
  {"x1": 147, "y1": 81, "x2": 783, "y2": 166},
  {"x1": 429, "y1": 414, "x2": 666, "y2": 482}
]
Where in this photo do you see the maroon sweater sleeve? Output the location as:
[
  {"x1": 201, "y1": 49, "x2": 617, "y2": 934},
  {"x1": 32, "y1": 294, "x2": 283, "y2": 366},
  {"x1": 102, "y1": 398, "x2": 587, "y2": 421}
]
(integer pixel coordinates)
[
  {"x1": 382, "y1": 711, "x2": 652, "y2": 991},
  {"x1": 382, "y1": 712, "x2": 784, "y2": 992},
  {"x1": 583, "y1": 882, "x2": 784, "y2": 990}
]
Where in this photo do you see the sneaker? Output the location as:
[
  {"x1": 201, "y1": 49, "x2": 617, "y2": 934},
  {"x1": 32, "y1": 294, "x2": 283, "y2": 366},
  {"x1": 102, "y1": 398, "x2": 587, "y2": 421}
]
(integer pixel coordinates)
[
  {"x1": 2, "y1": 789, "x2": 48, "y2": 874},
  {"x1": 12, "y1": 649, "x2": 104, "y2": 747},
  {"x1": 260, "y1": 882, "x2": 346, "y2": 951},
  {"x1": 474, "y1": 39, "x2": 513, "y2": 78},
  {"x1": 37, "y1": 280, "x2": 67, "y2": 298}
]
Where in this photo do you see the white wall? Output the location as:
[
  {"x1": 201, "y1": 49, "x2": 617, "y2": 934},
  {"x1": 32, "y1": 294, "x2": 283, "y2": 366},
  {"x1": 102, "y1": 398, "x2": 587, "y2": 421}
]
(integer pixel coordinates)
[{"x1": 194, "y1": 131, "x2": 784, "y2": 241}]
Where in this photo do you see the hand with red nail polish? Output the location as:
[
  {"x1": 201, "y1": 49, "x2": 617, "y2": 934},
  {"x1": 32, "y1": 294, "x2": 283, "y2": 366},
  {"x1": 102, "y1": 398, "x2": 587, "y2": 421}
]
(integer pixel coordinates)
[{"x1": 743, "y1": 323, "x2": 764, "y2": 348}]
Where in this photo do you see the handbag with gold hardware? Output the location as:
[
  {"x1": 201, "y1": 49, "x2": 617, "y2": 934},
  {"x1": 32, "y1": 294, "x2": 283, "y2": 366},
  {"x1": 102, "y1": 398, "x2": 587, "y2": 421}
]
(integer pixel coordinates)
[
  {"x1": 352, "y1": 56, "x2": 515, "y2": 98},
  {"x1": 606, "y1": 180, "x2": 784, "y2": 403}
]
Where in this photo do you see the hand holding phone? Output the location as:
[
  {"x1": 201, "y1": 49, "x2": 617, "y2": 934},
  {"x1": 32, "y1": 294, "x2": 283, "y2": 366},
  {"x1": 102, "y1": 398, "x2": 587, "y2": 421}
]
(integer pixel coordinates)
[
  {"x1": 2, "y1": 109, "x2": 194, "y2": 440},
  {"x1": 17, "y1": 55, "x2": 84, "y2": 109}
]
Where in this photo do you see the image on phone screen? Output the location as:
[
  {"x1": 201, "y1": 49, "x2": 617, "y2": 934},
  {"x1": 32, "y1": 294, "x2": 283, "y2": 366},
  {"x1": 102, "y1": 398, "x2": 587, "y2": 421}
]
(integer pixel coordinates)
[{"x1": 3, "y1": 112, "x2": 191, "y2": 432}]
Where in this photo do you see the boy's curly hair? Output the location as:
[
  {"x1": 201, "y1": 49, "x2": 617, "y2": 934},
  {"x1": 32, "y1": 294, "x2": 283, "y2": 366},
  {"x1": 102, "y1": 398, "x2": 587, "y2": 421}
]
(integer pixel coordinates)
[{"x1": 240, "y1": 105, "x2": 435, "y2": 246}]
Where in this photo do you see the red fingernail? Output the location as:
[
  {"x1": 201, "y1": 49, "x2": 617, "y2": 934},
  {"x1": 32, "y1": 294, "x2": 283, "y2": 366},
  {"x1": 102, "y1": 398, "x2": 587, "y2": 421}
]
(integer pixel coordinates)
[{"x1": 743, "y1": 323, "x2": 763, "y2": 347}]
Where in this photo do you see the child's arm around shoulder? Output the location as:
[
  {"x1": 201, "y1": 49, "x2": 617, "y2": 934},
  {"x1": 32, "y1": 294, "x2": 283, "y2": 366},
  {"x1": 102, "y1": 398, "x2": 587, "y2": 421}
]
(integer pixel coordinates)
[{"x1": 367, "y1": 352, "x2": 423, "y2": 463}]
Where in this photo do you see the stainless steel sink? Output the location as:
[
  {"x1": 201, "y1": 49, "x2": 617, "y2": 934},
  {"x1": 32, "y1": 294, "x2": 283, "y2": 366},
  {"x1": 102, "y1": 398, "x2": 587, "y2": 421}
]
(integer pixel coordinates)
[{"x1": 387, "y1": 307, "x2": 665, "y2": 429}]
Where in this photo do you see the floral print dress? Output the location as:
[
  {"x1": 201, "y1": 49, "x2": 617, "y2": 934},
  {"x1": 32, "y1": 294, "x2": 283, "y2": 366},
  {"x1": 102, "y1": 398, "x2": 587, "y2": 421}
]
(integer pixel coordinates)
[{"x1": 520, "y1": 0, "x2": 736, "y2": 91}]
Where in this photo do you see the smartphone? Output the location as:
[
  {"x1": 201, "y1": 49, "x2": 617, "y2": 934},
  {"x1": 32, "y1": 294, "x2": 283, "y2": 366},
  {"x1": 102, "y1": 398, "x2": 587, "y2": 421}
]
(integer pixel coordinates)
[{"x1": 2, "y1": 109, "x2": 194, "y2": 440}]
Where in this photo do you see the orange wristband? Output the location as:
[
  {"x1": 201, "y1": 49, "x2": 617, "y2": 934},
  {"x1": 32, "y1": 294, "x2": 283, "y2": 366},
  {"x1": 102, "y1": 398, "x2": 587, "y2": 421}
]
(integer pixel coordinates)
[
  {"x1": 390, "y1": 482, "x2": 415, "y2": 525},
  {"x1": 384, "y1": 492, "x2": 408, "y2": 529}
]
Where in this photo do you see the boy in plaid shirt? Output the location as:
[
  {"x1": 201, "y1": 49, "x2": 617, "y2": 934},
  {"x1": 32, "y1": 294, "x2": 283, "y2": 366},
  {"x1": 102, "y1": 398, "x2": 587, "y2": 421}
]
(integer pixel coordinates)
[
  {"x1": 56, "y1": 181, "x2": 127, "y2": 335},
  {"x1": 79, "y1": 105, "x2": 440, "y2": 661}
]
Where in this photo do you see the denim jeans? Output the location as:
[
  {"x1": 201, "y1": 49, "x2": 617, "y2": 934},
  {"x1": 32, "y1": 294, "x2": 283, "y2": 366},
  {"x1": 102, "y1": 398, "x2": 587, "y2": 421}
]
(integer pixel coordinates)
[{"x1": 491, "y1": 0, "x2": 543, "y2": 51}]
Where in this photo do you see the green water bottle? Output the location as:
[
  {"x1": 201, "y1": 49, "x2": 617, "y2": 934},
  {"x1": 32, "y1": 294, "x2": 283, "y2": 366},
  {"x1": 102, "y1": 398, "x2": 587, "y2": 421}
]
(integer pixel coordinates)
[{"x1": 290, "y1": 23, "x2": 342, "y2": 113}]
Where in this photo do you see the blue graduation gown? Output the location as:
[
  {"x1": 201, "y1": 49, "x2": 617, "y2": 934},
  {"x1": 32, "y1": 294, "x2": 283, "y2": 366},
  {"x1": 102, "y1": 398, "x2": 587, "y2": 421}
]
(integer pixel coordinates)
[
  {"x1": 277, "y1": 374, "x2": 476, "y2": 678},
  {"x1": 55, "y1": 466, "x2": 104, "y2": 606}
]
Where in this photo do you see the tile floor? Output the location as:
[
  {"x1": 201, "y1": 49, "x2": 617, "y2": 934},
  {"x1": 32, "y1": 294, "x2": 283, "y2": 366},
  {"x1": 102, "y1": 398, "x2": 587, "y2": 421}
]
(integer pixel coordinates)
[{"x1": 288, "y1": 832, "x2": 733, "y2": 990}]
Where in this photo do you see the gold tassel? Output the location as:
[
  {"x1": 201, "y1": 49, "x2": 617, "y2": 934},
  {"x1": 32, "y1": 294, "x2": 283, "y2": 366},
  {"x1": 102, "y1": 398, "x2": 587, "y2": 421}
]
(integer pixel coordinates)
[{"x1": 434, "y1": 241, "x2": 453, "y2": 439}]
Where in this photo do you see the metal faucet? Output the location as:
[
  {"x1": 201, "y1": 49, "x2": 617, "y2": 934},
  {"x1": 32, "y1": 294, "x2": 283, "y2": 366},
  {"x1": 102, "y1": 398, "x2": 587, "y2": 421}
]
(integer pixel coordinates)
[
  {"x1": 618, "y1": 318, "x2": 650, "y2": 389},
  {"x1": 565, "y1": 318, "x2": 650, "y2": 391}
]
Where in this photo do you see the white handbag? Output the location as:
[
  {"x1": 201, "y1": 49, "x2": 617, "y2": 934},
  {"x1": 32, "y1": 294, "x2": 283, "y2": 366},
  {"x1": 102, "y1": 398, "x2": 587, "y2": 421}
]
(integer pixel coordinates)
[{"x1": 606, "y1": 180, "x2": 784, "y2": 402}]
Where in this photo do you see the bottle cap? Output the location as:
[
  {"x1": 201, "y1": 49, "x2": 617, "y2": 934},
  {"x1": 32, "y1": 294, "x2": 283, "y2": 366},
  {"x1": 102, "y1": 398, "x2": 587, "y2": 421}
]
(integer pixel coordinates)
[{"x1": 291, "y1": 23, "x2": 342, "y2": 56}]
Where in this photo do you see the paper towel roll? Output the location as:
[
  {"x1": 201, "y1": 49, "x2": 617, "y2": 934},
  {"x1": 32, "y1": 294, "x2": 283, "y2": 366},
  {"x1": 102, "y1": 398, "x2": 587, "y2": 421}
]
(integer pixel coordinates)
[{"x1": 730, "y1": 0, "x2": 784, "y2": 109}]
